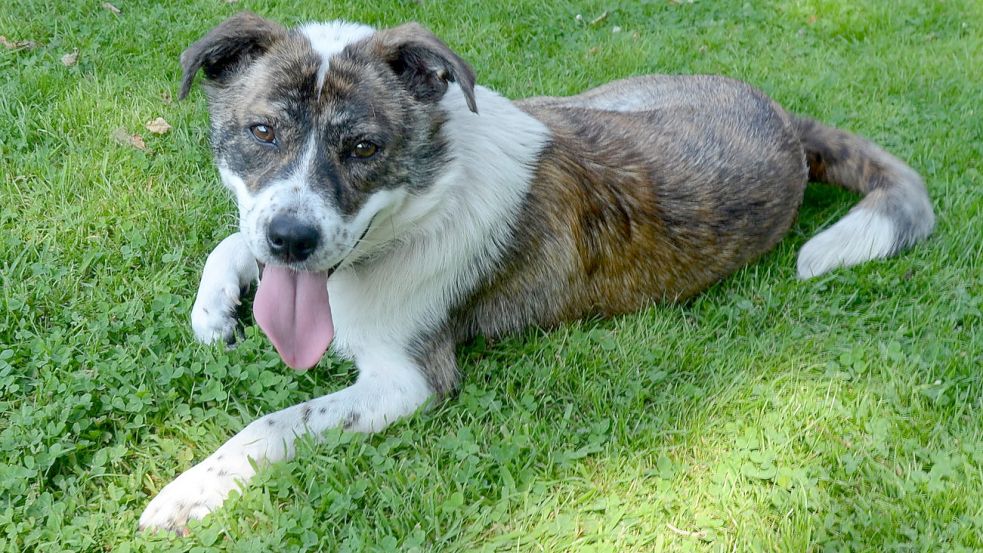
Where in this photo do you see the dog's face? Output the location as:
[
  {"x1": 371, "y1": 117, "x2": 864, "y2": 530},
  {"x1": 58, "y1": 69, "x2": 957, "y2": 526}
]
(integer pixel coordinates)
[{"x1": 180, "y1": 13, "x2": 477, "y2": 273}]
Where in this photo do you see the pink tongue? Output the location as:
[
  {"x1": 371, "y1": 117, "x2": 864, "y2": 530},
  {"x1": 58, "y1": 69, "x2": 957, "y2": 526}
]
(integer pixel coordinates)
[{"x1": 253, "y1": 266, "x2": 333, "y2": 371}]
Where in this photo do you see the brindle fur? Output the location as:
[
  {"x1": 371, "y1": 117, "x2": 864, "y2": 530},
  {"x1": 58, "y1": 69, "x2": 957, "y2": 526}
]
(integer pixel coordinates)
[{"x1": 455, "y1": 76, "x2": 806, "y2": 343}]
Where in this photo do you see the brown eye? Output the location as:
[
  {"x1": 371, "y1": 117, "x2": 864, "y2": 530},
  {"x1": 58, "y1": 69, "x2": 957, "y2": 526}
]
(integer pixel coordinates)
[
  {"x1": 250, "y1": 124, "x2": 276, "y2": 144},
  {"x1": 350, "y1": 141, "x2": 378, "y2": 159}
]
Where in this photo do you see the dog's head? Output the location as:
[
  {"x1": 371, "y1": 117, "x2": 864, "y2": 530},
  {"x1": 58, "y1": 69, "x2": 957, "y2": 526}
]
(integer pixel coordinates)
[{"x1": 180, "y1": 12, "x2": 477, "y2": 273}]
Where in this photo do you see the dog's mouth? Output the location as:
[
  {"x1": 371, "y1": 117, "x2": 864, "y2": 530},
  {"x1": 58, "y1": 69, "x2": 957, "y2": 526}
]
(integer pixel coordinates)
[
  {"x1": 251, "y1": 220, "x2": 374, "y2": 371},
  {"x1": 253, "y1": 266, "x2": 334, "y2": 371}
]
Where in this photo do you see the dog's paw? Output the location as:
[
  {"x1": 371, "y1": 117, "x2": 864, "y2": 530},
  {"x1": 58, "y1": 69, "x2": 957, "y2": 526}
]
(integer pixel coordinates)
[
  {"x1": 191, "y1": 279, "x2": 247, "y2": 345},
  {"x1": 191, "y1": 232, "x2": 260, "y2": 345},
  {"x1": 139, "y1": 463, "x2": 242, "y2": 535}
]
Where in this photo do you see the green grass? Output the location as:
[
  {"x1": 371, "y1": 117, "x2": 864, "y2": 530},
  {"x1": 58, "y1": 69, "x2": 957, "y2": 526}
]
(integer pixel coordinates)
[{"x1": 1, "y1": 0, "x2": 981, "y2": 551}]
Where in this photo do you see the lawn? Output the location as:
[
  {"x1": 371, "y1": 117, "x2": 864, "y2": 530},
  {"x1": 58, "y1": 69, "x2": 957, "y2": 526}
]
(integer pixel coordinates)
[{"x1": 1, "y1": 0, "x2": 980, "y2": 551}]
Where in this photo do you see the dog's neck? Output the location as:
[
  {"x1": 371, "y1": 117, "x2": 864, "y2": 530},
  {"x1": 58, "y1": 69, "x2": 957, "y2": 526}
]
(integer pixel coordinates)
[
  {"x1": 358, "y1": 83, "x2": 550, "y2": 269},
  {"x1": 327, "y1": 83, "x2": 550, "y2": 355}
]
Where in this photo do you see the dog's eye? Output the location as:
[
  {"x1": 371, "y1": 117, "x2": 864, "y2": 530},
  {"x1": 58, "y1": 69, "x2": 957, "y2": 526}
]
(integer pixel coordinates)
[
  {"x1": 250, "y1": 124, "x2": 276, "y2": 144},
  {"x1": 350, "y1": 141, "x2": 378, "y2": 159}
]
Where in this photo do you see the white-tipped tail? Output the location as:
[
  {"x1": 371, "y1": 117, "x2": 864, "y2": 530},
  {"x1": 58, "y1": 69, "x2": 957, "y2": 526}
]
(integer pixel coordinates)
[
  {"x1": 797, "y1": 209, "x2": 896, "y2": 278},
  {"x1": 794, "y1": 117, "x2": 934, "y2": 279}
]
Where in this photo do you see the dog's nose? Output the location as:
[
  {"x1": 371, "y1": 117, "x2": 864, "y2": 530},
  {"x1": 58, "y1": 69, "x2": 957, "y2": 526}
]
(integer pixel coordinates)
[{"x1": 267, "y1": 215, "x2": 320, "y2": 262}]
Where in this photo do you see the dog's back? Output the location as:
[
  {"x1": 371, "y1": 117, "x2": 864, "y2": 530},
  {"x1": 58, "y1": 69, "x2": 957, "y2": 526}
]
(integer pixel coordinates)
[{"x1": 456, "y1": 75, "x2": 933, "y2": 340}]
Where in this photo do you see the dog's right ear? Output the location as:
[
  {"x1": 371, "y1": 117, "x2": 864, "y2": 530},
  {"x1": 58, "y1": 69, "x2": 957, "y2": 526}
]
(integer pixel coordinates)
[{"x1": 179, "y1": 12, "x2": 285, "y2": 100}]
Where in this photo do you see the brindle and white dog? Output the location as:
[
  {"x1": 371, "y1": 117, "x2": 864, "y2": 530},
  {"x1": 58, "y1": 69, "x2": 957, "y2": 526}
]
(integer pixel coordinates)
[{"x1": 139, "y1": 12, "x2": 934, "y2": 532}]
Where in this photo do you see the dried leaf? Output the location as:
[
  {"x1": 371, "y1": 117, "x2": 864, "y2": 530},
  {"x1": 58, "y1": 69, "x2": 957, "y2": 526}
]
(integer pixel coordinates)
[
  {"x1": 807, "y1": 14, "x2": 818, "y2": 25},
  {"x1": 112, "y1": 127, "x2": 147, "y2": 150},
  {"x1": 666, "y1": 523, "x2": 708, "y2": 540},
  {"x1": 145, "y1": 117, "x2": 172, "y2": 135},
  {"x1": 589, "y1": 11, "x2": 609, "y2": 26},
  {"x1": 102, "y1": 2, "x2": 121, "y2": 14},
  {"x1": 0, "y1": 35, "x2": 38, "y2": 50},
  {"x1": 61, "y1": 51, "x2": 79, "y2": 67}
]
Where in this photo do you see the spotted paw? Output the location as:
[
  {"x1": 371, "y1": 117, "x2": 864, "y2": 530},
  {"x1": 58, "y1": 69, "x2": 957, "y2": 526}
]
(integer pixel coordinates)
[{"x1": 138, "y1": 461, "x2": 244, "y2": 535}]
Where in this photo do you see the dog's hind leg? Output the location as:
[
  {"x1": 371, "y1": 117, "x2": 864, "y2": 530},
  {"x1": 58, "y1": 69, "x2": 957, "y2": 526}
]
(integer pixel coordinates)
[
  {"x1": 190, "y1": 232, "x2": 260, "y2": 345},
  {"x1": 138, "y1": 344, "x2": 436, "y2": 535}
]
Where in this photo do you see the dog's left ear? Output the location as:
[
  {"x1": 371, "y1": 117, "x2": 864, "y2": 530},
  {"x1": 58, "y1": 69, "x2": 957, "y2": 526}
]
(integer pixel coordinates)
[{"x1": 368, "y1": 23, "x2": 477, "y2": 113}]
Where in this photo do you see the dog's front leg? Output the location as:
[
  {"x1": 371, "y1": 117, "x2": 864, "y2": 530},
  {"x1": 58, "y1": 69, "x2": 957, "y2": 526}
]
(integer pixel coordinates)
[
  {"x1": 190, "y1": 232, "x2": 260, "y2": 345},
  {"x1": 138, "y1": 347, "x2": 435, "y2": 535}
]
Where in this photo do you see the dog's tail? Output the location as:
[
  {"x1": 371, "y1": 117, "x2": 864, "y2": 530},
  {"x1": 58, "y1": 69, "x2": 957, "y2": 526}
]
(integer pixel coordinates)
[{"x1": 794, "y1": 117, "x2": 934, "y2": 279}]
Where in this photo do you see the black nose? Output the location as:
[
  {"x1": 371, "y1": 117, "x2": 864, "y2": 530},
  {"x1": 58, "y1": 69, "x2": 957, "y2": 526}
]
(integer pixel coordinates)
[{"x1": 267, "y1": 214, "x2": 320, "y2": 262}]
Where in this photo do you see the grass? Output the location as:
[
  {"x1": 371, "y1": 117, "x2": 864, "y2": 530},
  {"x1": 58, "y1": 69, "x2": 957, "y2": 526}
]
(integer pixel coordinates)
[{"x1": 1, "y1": 0, "x2": 981, "y2": 551}]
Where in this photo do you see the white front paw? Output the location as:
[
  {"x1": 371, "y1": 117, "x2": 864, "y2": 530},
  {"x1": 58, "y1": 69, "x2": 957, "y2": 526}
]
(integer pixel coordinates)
[
  {"x1": 191, "y1": 233, "x2": 260, "y2": 344},
  {"x1": 191, "y1": 278, "x2": 245, "y2": 344},
  {"x1": 139, "y1": 461, "x2": 244, "y2": 535}
]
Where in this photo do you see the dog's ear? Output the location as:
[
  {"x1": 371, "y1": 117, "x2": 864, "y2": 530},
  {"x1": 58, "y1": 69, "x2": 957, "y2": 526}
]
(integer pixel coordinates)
[
  {"x1": 367, "y1": 23, "x2": 477, "y2": 113},
  {"x1": 179, "y1": 12, "x2": 285, "y2": 100}
]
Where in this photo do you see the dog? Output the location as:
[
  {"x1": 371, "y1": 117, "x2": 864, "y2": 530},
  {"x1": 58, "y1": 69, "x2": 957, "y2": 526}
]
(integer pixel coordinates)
[{"x1": 138, "y1": 12, "x2": 934, "y2": 533}]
